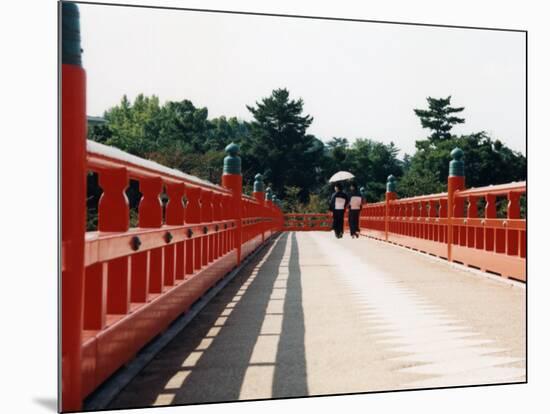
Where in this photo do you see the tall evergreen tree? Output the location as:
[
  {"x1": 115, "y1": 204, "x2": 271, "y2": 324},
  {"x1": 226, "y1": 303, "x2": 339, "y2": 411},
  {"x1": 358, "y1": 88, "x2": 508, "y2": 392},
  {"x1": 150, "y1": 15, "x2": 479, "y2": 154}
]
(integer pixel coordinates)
[
  {"x1": 398, "y1": 95, "x2": 525, "y2": 197},
  {"x1": 414, "y1": 96, "x2": 465, "y2": 143},
  {"x1": 243, "y1": 88, "x2": 322, "y2": 200}
]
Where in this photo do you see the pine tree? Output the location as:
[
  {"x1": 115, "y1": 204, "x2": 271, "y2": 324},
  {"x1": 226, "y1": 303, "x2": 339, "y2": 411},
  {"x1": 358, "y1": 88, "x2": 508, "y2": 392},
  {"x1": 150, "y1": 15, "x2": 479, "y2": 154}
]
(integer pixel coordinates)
[
  {"x1": 243, "y1": 88, "x2": 321, "y2": 200},
  {"x1": 413, "y1": 96, "x2": 465, "y2": 143}
]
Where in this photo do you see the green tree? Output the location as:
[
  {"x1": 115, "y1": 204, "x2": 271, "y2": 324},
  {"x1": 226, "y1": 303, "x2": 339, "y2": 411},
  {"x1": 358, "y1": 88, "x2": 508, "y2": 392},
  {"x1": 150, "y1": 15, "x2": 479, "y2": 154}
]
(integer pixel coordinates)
[
  {"x1": 399, "y1": 96, "x2": 526, "y2": 197},
  {"x1": 103, "y1": 94, "x2": 161, "y2": 155},
  {"x1": 281, "y1": 186, "x2": 302, "y2": 212},
  {"x1": 399, "y1": 132, "x2": 525, "y2": 197},
  {"x1": 347, "y1": 139, "x2": 403, "y2": 201},
  {"x1": 208, "y1": 116, "x2": 251, "y2": 151},
  {"x1": 243, "y1": 88, "x2": 322, "y2": 200},
  {"x1": 157, "y1": 100, "x2": 212, "y2": 153},
  {"x1": 413, "y1": 96, "x2": 465, "y2": 143},
  {"x1": 87, "y1": 123, "x2": 111, "y2": 143}
]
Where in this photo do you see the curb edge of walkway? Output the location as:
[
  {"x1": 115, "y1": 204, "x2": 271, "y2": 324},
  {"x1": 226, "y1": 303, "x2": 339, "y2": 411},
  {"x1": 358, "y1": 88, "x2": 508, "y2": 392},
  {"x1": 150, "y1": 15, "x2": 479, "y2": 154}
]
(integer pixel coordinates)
[{"x1": 84, "y1": 233, "x2": 281, "y2": 411}]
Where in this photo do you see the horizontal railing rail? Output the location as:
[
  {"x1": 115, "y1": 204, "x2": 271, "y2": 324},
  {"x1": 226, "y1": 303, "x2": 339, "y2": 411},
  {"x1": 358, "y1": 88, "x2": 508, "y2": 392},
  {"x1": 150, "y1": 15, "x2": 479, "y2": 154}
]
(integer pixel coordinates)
[
  {"x1": 283, "y1": 213, "x2": 332, "y2": 231},
  {"x1": 455, "y1": 181, "x2": 525, "y2": 197},
  {"x1": 87, "y1": 140, "x2": 230, "y2": 192}
]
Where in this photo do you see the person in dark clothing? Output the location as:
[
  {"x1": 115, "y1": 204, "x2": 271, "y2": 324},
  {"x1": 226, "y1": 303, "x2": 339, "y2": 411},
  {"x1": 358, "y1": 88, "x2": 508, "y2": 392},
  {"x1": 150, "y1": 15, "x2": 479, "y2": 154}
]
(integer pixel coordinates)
[
  {"x1": 348, "y1": 182, "x2": 363, "y2": 238},
  {"x1": 329, "y1": 183, "x2": 349, "y2": 238}
]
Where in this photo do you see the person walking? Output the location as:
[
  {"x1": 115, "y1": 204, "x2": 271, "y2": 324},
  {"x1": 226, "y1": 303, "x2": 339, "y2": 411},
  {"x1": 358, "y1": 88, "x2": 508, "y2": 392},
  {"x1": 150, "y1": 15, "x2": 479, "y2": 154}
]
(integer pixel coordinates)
[
  {"x1": 329, "y1": 183, "x2": 349, "y2": 238},
  {"x1": 348, "y1": 182, "x2": 363, "y2": 238}
]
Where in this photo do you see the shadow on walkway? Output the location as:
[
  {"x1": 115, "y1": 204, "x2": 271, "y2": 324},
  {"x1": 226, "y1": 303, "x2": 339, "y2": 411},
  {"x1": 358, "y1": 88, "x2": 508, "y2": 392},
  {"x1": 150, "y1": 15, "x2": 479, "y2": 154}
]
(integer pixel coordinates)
[
  {"x1": 272, "y1": 232, "x2": 308, "y2": 397},
  {"x1": 109, "y1": 232, "x2": 308, "y2": 409}
]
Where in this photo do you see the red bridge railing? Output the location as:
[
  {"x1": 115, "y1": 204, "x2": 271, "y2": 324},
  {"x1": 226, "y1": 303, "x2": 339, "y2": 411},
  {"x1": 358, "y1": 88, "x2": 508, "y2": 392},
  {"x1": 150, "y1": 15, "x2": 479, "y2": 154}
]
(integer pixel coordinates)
[
  {"x1": 65, "y1": 142, "x2": 282, "y2": 405},
  {"x1": 283, "y1": 213, "x2": 332, "y2": 231},
  {"x1": 360, "y1": 151, "x2": 526, "y2": 282},
  {"x1": 61, "y1": 6, "x2": 284, "y2": 409}
]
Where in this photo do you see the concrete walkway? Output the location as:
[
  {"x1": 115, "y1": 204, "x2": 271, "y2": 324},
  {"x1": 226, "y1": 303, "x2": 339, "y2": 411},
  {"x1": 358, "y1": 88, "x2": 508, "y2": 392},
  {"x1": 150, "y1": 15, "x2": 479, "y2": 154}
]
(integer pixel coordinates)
[{"x1": 109, "y1": 232, "x2": 525, "y2": 409}]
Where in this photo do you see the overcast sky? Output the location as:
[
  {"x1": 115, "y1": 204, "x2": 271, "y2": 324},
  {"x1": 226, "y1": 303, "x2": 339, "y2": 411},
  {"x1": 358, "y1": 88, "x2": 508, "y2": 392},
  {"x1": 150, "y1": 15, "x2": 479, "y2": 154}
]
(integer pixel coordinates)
[{"x1": 79, "y1": 3, "x2": 526, "y2": 156}]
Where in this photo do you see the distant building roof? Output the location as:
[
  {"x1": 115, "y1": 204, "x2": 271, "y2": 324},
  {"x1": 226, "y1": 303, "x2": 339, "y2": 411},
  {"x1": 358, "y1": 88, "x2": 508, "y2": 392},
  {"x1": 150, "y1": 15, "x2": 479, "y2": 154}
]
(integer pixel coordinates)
[{"x1": 87, "y1": 116, "x2": 106, "y2": 126}]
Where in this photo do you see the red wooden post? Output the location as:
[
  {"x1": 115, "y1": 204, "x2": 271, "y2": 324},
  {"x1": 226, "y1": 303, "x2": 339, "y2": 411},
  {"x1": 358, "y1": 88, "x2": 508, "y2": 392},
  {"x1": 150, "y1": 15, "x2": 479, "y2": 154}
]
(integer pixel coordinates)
[
  {"x1": 222, "y1": 143, "x2": 243, "y2": 264},
  {"x1": 166, "y1": 182, "x2": 186, "y2": 225},
  {"x1": 439, "y1": 199, "x2": 448, "y2": 244},
  {"x1": 98, "y1": 168, "x2": 129, "y2": 232},
  {"x1": 98, "y1": 169, "x2": 131, "y2": 317},
  {"x1": 401, "y1": 203, "x2": 407, "y2": 236},
  {"x1": 218, "y1": 193, "x2": 225, "y2": 257},
  {"x1": 139, "y1": 177, "x2": 164, "y2": 294},
  {"x1": 467, "y1": 195, "x2": 478, "y2": 248},
  {"x1": 166, "y1": 182, "x2": 186, "y2": 281},
  {"x1": 243, "y1": 200, "x2": 249, "y2": 241},
  {"x1": 420, "y1": 201, "x2": 428, "y2": 239},
  {"x1": 415, "y1": 202, "x2": 420, "y2": 238},
  {"x1": 163, "y1": 233, "x2": 176, "y2": 288},
  {"x1": 83, "y1": 263, "x2": 107, "y2": 330},
  {"x1": 265, "y1": 188, "x2": 274, "y2": 235},
  {"x1": 138, "y1": 177, "x2": 163, "y2": 227},
  {"x1": 484, "y1": 194, "x2": 496, "y2": 252},
  {"x1": 131, "y1": 252, "x2": 150, "y2": 303},
  {"x1": 207, "y1": 192, "x2": 215, "y2": 262},
  {"x1": 222, "y1": 194, "x2": 232, "y2": 254},
  {"x1": 428, "y1": 200, "x2": 437, "y2": 241},
  {"x1": 61, "y1": 4, "x2": 86, "y2": 409},
  {"x1": 212, "y1": 193, "x2": 222, "y2": 260},
  {"x1": 406, "y1": 203, "x2": 412, "y2": 237},
  {"x1": 507, "y1": 191, "x2": 521, "y2": 256},
  {"x1": 385, "y1": 175, "x2": 397, "y2": 241},
  {"x1": 185, "y1": 186, "x2": 202, "y2": 272},
  {"x1": 201, "y1": 190, "x2": 213, "y2": 265},
  {"x1": 447, "y1": 148, "x2": 466, "y2": 261}
]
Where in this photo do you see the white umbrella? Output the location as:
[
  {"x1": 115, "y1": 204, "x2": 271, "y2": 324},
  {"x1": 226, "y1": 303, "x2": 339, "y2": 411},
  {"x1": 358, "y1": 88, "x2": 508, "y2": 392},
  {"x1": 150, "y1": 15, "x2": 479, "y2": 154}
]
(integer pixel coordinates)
[{"x1": 329, "y1": 171, "x2": 355, "y2": 183}]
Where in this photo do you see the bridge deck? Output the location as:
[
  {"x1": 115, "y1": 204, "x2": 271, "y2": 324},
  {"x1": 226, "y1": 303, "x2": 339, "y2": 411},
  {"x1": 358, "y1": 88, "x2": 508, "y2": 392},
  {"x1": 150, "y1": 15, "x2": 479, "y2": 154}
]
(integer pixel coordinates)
[{"x1": 109, "y1": 232, "x2": 525, "y2": 408}]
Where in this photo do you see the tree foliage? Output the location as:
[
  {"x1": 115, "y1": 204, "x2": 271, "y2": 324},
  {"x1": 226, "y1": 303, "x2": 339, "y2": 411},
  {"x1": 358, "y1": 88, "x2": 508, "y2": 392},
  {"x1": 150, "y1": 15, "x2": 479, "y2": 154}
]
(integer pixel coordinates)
[
  {"x1": 413, "y1": 96, "x2": 465, "y2": 143},
  {"x1": 86, "y1": 92, "x2": 525, "y2": 216},
  {"x1": 399, "y1": 97, "x2": 525, "y2": 198},
  {"x1": 243, "y1": 88, "x2": 323, "y2": 201}
]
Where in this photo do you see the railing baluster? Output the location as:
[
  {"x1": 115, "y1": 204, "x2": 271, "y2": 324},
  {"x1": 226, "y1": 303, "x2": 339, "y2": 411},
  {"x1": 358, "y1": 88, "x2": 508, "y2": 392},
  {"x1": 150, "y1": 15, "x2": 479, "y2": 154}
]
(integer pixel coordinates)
[
  {"x1": 507, "y1": 191, "x2": 521, "y2": 256},
  {"x1": 484, "y1": 194, "x2": 496, "y2": 252},
  {"x1": 83, "y1": 262, "x2": 108, "y2": 330},
  {"x1": 202, "y1": 190, "x2": 213, "y2": 265},
  {"x1": 467, "y1": 195, "x2": 478, "y2": 248},
  {"x1": 165, "y1": 182, "x2": 186, "y2": 284},
  {"x1": 98, "y1": 167, "x2": 131, "y2": 314},
  {"x1": 185, "y1": 186, "x2": 202, "y2": 273},
  {"x1": 439, "y1": 199, "x2": 447, "y2": 243},
  {"x1": 139, "y1": 177, "x2": 164, "y2": 294},
  {"x1": 212, "y1": 193, "x2": 222, "y2": 260}
]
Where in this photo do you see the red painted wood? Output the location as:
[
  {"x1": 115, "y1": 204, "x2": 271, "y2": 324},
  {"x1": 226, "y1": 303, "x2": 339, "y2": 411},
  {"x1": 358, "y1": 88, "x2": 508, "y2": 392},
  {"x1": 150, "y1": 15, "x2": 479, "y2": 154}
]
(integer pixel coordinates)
[
  {"x1": 149, "y1": 249, "x2": 164, "y2": 294},
  {"x1": 222, "y1": 174, "x2": 242, "y2": 263},
  {"x1": 175, "y1": 241, "x2": 186, "y2": 280},
  {"x1": 106, "y1": 257, "x2": 131, "y2": 315},
  {"x1": 164, "y1": 244, "x2": 176, "y2": 287},
  {"x1": 165, "y1": 182, "x2": 186, "y2": 225},
  {"x1": 507, "y1": 191, "x2": 521, "y2": 256},
  {"x1": 83, "y1": 262, "x2": 107, "y2": 330},
  {"x1": 98, "y1": 168, "x2": 129, "y2": 232},
  {"x1": 130, "y1": 252, "x2": 149, "y2": 303},
  {"x1": 138, "y1": 177, "x2": 163, "y2": 228}
]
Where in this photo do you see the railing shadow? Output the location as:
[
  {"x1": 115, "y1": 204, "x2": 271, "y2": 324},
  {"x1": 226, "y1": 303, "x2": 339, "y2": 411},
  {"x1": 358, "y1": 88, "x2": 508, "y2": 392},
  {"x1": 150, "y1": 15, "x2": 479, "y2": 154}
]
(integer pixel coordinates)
[
  {"x1": 272, "y1": 232, "x2": 308, "y2": 397},
  {"x1": 109, "y1": 231, "x2": 308, "y2": 408}
]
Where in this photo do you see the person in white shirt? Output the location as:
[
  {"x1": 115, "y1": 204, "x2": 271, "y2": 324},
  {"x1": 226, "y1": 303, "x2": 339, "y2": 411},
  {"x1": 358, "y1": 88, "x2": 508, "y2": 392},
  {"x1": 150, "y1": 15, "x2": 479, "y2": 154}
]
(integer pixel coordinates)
[
  {"x1": 329, "y1": 183, "x2": 349, "y2": 238},
  {"x1": 348, "y1": 182, "x2": 363, "y2": 238}
]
